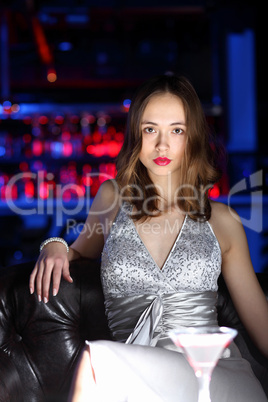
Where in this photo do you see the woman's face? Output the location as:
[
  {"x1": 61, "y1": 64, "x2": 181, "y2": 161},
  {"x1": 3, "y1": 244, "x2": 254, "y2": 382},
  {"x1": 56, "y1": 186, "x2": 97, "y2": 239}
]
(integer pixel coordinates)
[{"x1": 139, "y1": 93, "x2": 187, "y2": 182}]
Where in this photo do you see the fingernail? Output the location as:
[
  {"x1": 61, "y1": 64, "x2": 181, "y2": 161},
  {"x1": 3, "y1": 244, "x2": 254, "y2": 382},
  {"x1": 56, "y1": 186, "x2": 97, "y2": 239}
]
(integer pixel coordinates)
[
  {"x1": 38, "y1": 295, "x2": 41, "y2": 302},
  {"x1": 69, "y1": 276, "x2": 73, "y2": 283},
  {"x1": 53, "y1": 288, "x2": 57, "y2": 296},
  {"x1": 30, "y1": 287, "x2": 33, "y2": 295},
  {"x1": 44, "y1": 297, "x2": 48, "y2": 304}
]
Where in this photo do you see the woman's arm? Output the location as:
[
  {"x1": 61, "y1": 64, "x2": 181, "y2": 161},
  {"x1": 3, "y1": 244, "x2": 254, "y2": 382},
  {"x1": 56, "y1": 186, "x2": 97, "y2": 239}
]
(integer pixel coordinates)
[
  {"x1": 212, "y1": 203, "x2": 268, "y2": 358},
  {"x1": 29, "y1": 179, "x2": 120, "y2": 303}
]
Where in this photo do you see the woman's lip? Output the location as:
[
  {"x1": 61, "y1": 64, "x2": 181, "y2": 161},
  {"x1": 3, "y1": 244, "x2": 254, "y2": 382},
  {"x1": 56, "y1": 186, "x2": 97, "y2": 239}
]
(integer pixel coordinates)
[{"x1": 153, "y1": 157, "x2": 171, "y2": 166}]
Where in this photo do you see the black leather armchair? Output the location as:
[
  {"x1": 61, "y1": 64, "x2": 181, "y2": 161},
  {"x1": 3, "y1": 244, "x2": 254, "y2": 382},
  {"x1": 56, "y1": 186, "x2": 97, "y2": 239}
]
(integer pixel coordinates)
[{"x1": 0, "y1": 259, "x2": 267, "y2": 401}]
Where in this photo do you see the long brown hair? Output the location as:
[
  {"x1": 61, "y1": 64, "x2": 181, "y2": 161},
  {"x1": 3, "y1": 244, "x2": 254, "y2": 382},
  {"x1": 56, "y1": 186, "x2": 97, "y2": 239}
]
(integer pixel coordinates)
[{"x1": 116, "y1": 74, "x2": 221, "y2": 221}]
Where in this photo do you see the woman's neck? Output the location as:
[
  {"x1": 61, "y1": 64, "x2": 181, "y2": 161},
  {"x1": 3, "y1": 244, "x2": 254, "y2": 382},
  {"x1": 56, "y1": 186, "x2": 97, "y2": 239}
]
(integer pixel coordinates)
[{"x1": 150, "y1": 174, "x2": 182, "y2": 212}]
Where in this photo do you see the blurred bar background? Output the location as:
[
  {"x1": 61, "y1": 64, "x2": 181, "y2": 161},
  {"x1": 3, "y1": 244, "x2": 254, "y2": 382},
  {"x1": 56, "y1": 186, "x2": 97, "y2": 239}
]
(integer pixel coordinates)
[{"x1": 0, "y1": 0, "x2": 267, "y2": 272}]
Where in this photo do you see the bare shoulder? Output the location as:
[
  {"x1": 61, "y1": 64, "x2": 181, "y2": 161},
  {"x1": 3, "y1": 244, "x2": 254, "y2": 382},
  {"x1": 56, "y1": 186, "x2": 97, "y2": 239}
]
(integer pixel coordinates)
[
  {"x1": 210, "y1": 200, "x2": 241, "y2": 225},
  {"x1": 71, "y1": 180, "x2": 120, "y2": 258},
  {"x1": 209, "y1": 200, "x2": 245, "y2": 254},
  {"x1": 97, "y1": 179, "x2": 119, "y2": 199},
  {"x1": 91, "y1": 179, "x2": 120, "y2": 212}
]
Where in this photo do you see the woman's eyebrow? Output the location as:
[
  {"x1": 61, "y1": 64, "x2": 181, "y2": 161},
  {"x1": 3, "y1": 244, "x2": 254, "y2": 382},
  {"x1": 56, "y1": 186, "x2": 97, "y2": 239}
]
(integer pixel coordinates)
[
  {"x1": 141, "y1": 121, "x2": 158, "y2": 125},
  {"x1": 170, "y1": 122, "x2": 186, "y2": 126},
  {"x1": 141, "y1": 121, "x2": 186, "y2": 126}
]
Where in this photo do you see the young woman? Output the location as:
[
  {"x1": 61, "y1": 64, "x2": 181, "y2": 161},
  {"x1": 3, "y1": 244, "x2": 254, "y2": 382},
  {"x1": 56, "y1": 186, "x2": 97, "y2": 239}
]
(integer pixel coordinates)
[{"x1": 30, "y1": 75, "x2": 268, "y2": 401}]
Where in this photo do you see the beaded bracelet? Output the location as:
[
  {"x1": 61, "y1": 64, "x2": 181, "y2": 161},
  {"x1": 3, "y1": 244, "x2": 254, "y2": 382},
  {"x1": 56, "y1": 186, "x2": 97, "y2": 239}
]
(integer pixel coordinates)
[{"x1": 40, "y1": 237, "x2": 69, "y2": 253}]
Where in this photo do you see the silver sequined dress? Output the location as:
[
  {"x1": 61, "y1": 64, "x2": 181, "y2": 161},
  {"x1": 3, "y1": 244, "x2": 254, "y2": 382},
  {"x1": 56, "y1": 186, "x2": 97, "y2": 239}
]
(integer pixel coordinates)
[{"x1": 86, "y1": 203, "x2": 266, "y2": 401}]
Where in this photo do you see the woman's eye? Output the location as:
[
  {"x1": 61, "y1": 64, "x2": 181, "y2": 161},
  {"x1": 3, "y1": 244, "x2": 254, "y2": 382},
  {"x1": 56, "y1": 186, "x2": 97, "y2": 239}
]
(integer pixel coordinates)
[
  {"x1": 144, "y1": 127, "x2": 155, "y2": 133},
  {"x1": 173, "y1": 128, "x2": 183, "y2": 135}
]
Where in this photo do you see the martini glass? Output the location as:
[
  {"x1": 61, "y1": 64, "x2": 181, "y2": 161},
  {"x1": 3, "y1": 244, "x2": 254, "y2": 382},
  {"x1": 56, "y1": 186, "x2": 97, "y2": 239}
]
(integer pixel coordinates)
[{"x1": 169, "y1": 326, "x2": 237, "y2": 402}]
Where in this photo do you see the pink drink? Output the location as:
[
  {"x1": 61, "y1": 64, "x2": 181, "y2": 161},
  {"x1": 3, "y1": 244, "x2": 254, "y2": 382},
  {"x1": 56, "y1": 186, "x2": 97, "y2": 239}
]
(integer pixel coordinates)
[
  {"x1": 169, "y1": 327, "x2": 237, "y2": 402},
  {"x1": 173, "y1": 333, "x2": 232, "y2": 372}
]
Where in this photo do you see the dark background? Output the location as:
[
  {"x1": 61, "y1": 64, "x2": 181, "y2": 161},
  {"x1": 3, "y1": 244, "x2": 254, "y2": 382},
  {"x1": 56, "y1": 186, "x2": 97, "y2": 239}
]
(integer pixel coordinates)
[{"x1": 0, "y1": 0, "x2": 267, "y2": 271}]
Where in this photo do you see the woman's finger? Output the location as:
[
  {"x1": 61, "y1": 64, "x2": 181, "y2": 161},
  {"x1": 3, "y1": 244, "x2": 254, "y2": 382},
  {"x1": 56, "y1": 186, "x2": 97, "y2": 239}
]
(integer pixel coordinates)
[
  {"x1": 62, "y1": 260, "x2": 72, "y2": 284},
  {"x1": 42, "y1": 261, "x2": 55, "y2": 303},
  {"x1": 51, "y1": 259, "x2": 69, "y2": 298},
  {"x1": 35, "y1": 260, "x2": 45, "y2": 302},
  {"x1": 29, "y1": 264, "x2": 38, "y2": 294}
]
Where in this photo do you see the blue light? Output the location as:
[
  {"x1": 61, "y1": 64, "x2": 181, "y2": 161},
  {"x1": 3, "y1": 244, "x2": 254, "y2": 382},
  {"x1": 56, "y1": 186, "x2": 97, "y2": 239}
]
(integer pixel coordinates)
[
  {"x1": 38, "y1": 13, "x2": 58, "y2": 24},
  {"x1": 51, "y1": 142, "x2": 63, "y2": 158},
  {"x1": 65, "y1": 15, "x2": 89, "y2": 24},
  {"x1": 140, "y1": 41, "x2": 151, "y2": 54},
  {"x1": 14, "y1": 250, "x2": 23, "y2": 261},
  {"x1": 227, "y1": 30, "x2": 257, "y2": 152},
  {"x1": 243, "y1": 169, "x2": 251, "y2": 178},
  {"x1": 97, "y1": 52, "x2": 108, "y2": 64},
  {"x1": 212, "y1": 95, "x2": 222, "y2": 105},
  {"x1": 0, "y1": 146, "x2": 6, "y2": 156},
  {"x1": 58, "y1": 42, "x2": 73, "y2": 51},
  {"x1": 3, "y1": 100, "x2": 11, "y2": 107},
  {"x1": 32, "y1": 127, "x2": 41, "y2": 137},
  {"x1": 123, "y1": 99, "x2": 131, "y2": 108}
]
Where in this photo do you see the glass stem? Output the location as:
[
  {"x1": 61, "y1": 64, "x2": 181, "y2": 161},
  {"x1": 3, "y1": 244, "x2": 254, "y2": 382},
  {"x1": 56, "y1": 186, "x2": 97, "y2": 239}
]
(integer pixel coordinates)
[{"x1": 197, "y1": 371, "x2": 212, "y2": 402}]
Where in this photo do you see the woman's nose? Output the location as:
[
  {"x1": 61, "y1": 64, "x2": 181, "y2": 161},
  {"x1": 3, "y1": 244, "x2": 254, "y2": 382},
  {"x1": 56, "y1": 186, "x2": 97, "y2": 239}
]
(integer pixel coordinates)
[{"x1": 156, "y1": 134, "x2": 169, "y2": 151}]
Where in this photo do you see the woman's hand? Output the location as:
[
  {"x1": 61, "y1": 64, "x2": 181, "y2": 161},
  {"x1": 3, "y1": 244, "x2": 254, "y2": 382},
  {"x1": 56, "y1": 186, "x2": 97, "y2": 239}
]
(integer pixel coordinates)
[
  {"x1": 29, "y1": 180, "x2": 119, "y2": 303},
  {"x1": 29, "y1": 242, "x2": 73, "y2": 303}
]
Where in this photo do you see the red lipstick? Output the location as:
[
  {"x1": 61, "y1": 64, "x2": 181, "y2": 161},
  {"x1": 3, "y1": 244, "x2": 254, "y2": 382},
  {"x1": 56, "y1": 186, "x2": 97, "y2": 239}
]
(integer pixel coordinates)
[{"x1": 153, "y1": 157, "x2": 171, "y2": 166}]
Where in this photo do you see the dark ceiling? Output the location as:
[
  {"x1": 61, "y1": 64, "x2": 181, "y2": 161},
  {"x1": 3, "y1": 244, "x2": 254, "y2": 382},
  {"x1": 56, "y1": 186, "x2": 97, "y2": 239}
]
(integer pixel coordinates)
[{"x1": 0, "y1": 1, "x2": 266, "y2": 106}]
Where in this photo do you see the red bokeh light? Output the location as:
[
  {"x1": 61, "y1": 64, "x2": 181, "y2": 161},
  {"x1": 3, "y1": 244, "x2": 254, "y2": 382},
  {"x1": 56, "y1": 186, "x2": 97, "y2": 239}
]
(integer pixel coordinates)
[
  {"x1": 23, "y1": 134, "x2": 32, "y2": 143},
  {"x1": 55, "y1": 115, "x2": 64, "y2": 125},
  {"x1": 39, "y1": 115, "x2": 49, "y2": 125},
  {"x1": 1, "y1": 184, "x2": 18, "y2": 201},
  {"x1": 25, "y1": 181, "x2": 35, "y2": 198},
  {"x1": 62, "y1": 142, "x2": 73, "y2": 157},
  {"x1": 39, "y1": 182, "x2": 49, "y2": 199},
  {"x1": 19, "y1": 161, "x2": 29, "y2": 171},
  {"x1": 32, "y1": 139, "x2": 43, "y2": 156},
  {"x1": 209, "y1": 184, "x2": 220, "y2": 199}
]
